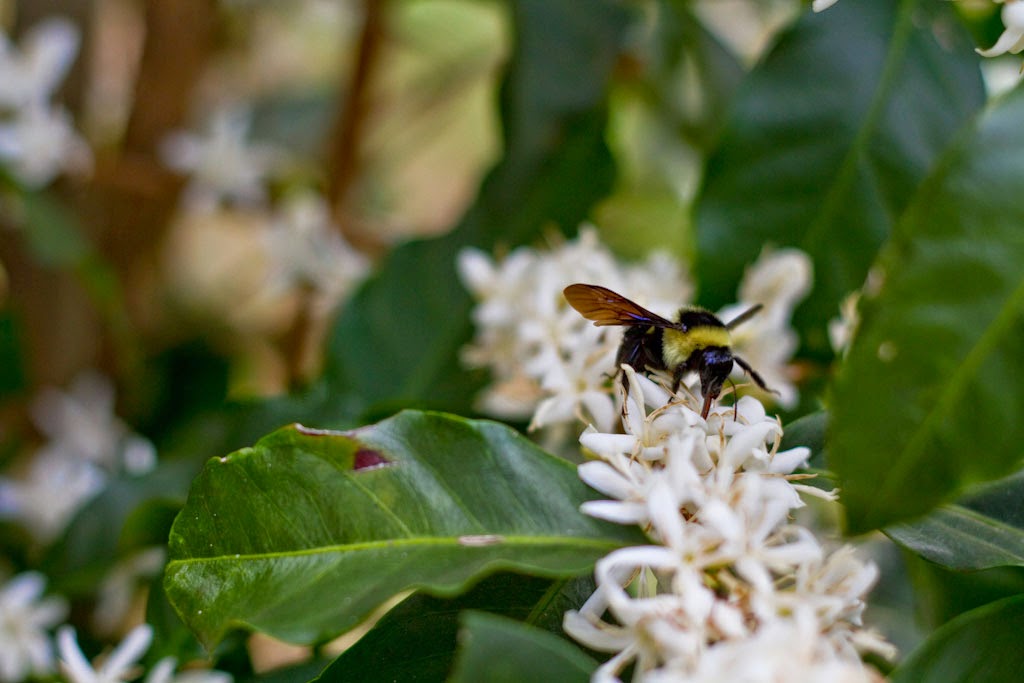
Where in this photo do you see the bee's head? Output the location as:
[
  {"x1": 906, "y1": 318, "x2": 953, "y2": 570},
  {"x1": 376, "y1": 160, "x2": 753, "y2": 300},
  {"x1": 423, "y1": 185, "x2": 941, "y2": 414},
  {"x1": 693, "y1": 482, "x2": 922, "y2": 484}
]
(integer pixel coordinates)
[{"x1": 697, "y1": 347, "x2": 734, "y2": 418}]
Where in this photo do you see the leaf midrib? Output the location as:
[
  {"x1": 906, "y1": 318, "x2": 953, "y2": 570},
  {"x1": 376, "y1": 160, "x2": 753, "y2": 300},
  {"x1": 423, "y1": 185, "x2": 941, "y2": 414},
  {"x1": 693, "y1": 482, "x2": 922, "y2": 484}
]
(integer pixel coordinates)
[
  {"x1": 801, "y1": 0, "x2": 917, "y2": 257},
  {"x1": 168, "y1": 534, "x2": 628, "y2": 565},
  {"x1": 868, "y1": 274, "x2": 1024, "y2": 523}
]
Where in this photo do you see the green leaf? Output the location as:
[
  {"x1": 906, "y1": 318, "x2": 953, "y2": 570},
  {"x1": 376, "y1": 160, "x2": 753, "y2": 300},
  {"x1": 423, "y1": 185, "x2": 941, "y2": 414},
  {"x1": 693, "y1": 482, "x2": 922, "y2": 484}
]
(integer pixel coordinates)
[
  {"x1": 695, "y1": 0, "x2": 984, "y2": 354},
  {"x1": 659, "y1": 0, "x2": 744, "y2": 150},
  {"x1": 780, "y1": 410, "x2": 827, "y2": 468},
  {"x1": 42, "y1": 458, "x2": 196, "y2": 595},
  {"x1": 165, "y1": 411, "x2": 643, "y2": 649},
  {"x1": 887, "y1": 472, "x2": 1024, "y2": 570},
  {"x1": 4, "y1": 185, "x2": 92, "y2": 268},
  {"x1": 830, "y1": 83, "x2": 1024, "y2": 534},
  {"x1": 890, "y1": 595, "x2": 1024, "y2": 683},
  {"x1": 449, "y1": 612, "x2": 597, "y2": 683},
  {"x1": 324, "y1": 0, "x2": 631, "y2": 417},
  {"x1": 315, "y1": 573, "x2": 582, "y2": 683}
]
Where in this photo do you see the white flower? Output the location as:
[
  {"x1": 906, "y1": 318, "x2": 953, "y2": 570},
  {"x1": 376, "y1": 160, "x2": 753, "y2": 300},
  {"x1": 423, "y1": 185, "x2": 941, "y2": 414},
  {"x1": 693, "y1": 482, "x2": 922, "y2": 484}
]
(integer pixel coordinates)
[
  {"x1": 57, "y1": 624, "x2": 232, "y2": 683},
  {"x1": 0, "y1": 18, "x2": 90, "y2": 188},
  {"x1": 58, "y1": 624, "x2": 152, "y2": 683},
  {"x1": 462, "y1": 230, "x2": 810, "y2": 433},
  {"x1": 565, "y1": 366, "x2": 890, "y2": 681},
  {"x1": 0, "y1": 18, "x2": 80, "y2": 108},
  {"x1": 977, "y1": 0, "x2": 1024, "y2": 57},
  {"x1": 458, "y1": 227, "x2": 691, "y2": 431},
  {"x1": 0, "y1": 572, "x2": 68, "y2": 682},
  {"x1": 0, "y1": 371, "x2": 156, "y2": 543},
  {"x1": 92, "y1": 548, "x2": 167, "y2": 636},
  {"x1": 145, "y1": 657, "x2": 232, "y2": 683},
  {"x1": 813, "y1": 0, "x2": 840, "y2": 11},
  {"x1": 829, "y1": 291, "x2": 861, "y2": 355},
  {"x1": 30, "y1": 370, "x2": 157, "y2": 475},
  {"x1": 263, "y1": 191, "x2": 369, "y2": 311},
  {"x1": 161, "y1": 107, "x2": 284, "y2": 212},
  {"x1": 0, "y1": 101, "x2": 92, "y2": 186},
  {"x1": 0, "y1": 447, "x2": 105, "y2": 543},
  {"x1": 720, "y1": 246, "x2": 813, "y2": 409}
]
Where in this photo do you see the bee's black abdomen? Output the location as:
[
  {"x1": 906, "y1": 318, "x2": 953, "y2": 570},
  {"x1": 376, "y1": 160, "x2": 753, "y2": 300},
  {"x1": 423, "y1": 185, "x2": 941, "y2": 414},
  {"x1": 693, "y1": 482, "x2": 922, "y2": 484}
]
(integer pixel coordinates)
[{"x1": 616, "y1": 326, "x2": 666, "y2": 388}]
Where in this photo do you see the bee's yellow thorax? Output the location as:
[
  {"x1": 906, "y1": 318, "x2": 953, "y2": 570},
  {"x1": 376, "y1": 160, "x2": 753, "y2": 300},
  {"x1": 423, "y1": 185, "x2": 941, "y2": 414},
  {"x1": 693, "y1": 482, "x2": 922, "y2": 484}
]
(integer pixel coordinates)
[{"x1": 662, "y1": 326, "x2": 730, "y2": 367}]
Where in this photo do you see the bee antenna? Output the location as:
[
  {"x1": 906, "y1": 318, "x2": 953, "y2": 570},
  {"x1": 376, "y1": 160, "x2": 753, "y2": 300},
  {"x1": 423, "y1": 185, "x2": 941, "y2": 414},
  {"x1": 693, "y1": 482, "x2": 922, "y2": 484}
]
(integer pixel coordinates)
[
  {"x1": 733, "y1": 355, "x2": 777, "y2": 395},
  {"x1": 726, "y1": 304, "x2": 763, "y2": 330}
]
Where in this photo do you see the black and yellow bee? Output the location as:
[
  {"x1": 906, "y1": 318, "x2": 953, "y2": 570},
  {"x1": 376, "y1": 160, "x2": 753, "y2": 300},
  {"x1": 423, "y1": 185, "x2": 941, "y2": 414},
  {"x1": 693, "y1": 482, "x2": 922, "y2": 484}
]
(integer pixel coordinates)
[{"x1": 563, "y1": 283, "x2": 771, "y2": 419}]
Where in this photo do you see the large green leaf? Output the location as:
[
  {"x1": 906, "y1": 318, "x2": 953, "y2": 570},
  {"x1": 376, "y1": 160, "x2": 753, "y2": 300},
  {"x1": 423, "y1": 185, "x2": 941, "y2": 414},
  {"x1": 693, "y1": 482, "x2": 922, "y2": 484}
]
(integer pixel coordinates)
[
  {"x1": 164, "y1": 411, "x2": 643, "y2": 649},
  {"x1": 830, "y1": 83, "x2": 1024, "y2": 534},
  {"x1": 887, "y1": 471, "x2": 1024, "y2": 570},
  {"x1": 694, "y1": 0, "x2": 983, "y2": 353},
  {"x1": 325, "y1": 0, "x2": 630, "y2": 417},
  {"x1": 449, "y1": 612, "x2": 597, "y2": 683},
  {"x1": 659, "y1": 0, "x2": 744, "y2": 151},
  {"x1": 315, "y1": 573, "x2": 586, "y2": 683},
  {"x1": 890, "y1": 595, "x2": 1024, "y2": 683}
]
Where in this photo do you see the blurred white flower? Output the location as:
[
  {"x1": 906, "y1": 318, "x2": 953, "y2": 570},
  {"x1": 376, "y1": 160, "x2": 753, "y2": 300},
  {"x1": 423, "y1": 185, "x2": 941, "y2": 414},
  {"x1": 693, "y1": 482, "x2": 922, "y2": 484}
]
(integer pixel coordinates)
[
  {"x1": 0, "y1": 18, "x2": 90, "y2": 187},
  {"x1": 829, "y1": 291, "x2": 861, "y2": 355},
  {"x1": 58, "y1": 624, "x2": 152, "y2": 683},
  {"x1": 161, "y1": 107, "x2": 284, "y2": 212},
  {"x1": 977, "y1": 0, "x2": 1024, "y2": 57},
  {"x1": 58, "y1": 624, "x2": 231, "y2": 683},
  {"x1": 145, "y1": 658, "x2": 232, "y2": 683},
  {"x1": 264, "y1": 192, "x2": 369, "y2": 313},
  {"x1": 0, "y1": 371, "x2": 156, "y2": 543},
  {"x1": 0, "y1": 572, "x2": 68, "y2": 682},
  {"x1": 813, "y1": 0, "x2": 840, "y2": 11},
  {"x1": 719, "y1": 246, "x2": 813, "y2": 409},
  {"x1": 0, "y1": 448, "x2": 105, "y2": 543},
  {"x1": 0, "y1": 17, "x2": 79, "y2": 108},
  {"x1": 30, "y1": 371, "x2": 156, "y2": 475},
  {"x1": 563, "y1": 366, "x2": 889, "y2": 681},
  {"x1": 461, "y1": 231, "x2": 810, "y2": 432},
  {"x1": 458, "y1": 228, "x2": 690, "y2": 432},
  {"x1": 0, "y1": 101, "x2": 92, "y2": 187},
  {"x1": 92, "y1": 548, "x2": 167, "y2": 636}
]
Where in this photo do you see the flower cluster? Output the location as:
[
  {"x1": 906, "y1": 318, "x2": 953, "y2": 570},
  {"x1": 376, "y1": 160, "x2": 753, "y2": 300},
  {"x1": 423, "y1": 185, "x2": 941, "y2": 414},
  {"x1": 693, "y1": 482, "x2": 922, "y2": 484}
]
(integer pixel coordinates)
[
  {"x1": 0, "y1": 371, "x2": 157, "y2": 543},
  {"x1": 458, "y1": 228, "x2": 690, "y2": 431},
  {"x1": 0, "y1": 572, "x2": 67, "y2": 682},
  {"x1": 159, "y1": 108, "x2": 369, "y2": 336},
  {"x1": 0, "y1": 18, "x2": 91, "y2": 187},
  {"x1": 563, "y1": 367, "x2": 893, "y2": 681},
  {"x1": 458, "y1": 229, "x2": 810, "y2": 434},
  {"x1": 58, "y1": 624, "x2": 231, "y2": 683}
]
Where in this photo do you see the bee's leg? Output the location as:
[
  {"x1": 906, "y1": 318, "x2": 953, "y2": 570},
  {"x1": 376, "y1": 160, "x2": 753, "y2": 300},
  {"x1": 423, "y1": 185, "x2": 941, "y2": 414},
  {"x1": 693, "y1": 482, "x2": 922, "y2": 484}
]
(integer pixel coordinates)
[
  {"x1": 671, "y1": 365, "x2": 686, "y2": 394},
  {"x1": 729, "y1": 378, "x2": 739, "y2": 421},
  {"x1": 734, "y1": 356, "x2": 777, "y2": 395}
]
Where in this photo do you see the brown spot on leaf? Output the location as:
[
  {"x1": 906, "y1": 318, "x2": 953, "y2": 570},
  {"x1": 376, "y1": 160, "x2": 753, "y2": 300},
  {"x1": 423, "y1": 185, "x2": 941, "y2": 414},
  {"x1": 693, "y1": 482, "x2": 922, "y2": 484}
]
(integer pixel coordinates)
[{"x1": 353, "y1": 447, "x2": 389, "y2": 471}]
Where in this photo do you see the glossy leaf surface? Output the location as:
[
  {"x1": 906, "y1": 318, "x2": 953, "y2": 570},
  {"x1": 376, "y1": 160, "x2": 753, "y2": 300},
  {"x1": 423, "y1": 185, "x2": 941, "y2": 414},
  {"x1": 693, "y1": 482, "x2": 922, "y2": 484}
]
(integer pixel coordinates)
[
  {"x1": 165, "y1": 411, "x2": 642, "y2": 648},
  {"x1": 449, "y1": 612, "x2": 596, "y2": 683},
  {"x1": 890, "y1": 595, "x2": 1024, "y2": 683},
  {"x1": 830, "y1": 84, "x2": 1024, "y2": 533},
  {"x1": 315, "y1": 573, "x2": 582, "y2": 682},
  {"x1": 695, "y1": 0, "x2": 983, "y2": 353},
  {"x1": 887, "y1": 471, "x2": 1024, "y2": 570}
]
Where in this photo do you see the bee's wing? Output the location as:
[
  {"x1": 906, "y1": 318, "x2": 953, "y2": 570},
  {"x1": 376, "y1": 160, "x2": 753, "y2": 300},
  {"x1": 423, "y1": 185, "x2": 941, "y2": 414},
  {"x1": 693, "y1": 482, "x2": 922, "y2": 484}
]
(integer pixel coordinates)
[{"x1": 563, "y1": 284, "x2": 675, "y2": 328}]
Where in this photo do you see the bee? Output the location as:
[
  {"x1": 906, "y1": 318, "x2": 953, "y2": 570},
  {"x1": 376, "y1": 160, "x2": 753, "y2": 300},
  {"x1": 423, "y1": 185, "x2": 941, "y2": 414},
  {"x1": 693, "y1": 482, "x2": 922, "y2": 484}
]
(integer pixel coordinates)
[{"x1": 563, "y1": 283, "x2": 771, "y2": 419}]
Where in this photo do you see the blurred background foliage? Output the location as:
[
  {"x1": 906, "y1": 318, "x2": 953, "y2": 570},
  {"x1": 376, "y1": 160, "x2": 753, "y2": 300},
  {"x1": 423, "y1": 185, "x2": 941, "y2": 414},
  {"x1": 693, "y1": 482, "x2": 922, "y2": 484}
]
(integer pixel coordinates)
[{"x1": 1, "y1": 0, "x2": 1024, "y2": 678}]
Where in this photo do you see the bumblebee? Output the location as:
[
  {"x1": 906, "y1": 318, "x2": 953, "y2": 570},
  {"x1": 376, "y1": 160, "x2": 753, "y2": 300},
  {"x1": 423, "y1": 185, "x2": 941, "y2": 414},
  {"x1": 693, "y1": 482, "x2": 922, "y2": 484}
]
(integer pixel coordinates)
[{"x1": 563, "y1": 283, "x2": 771, "y2": 419}]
